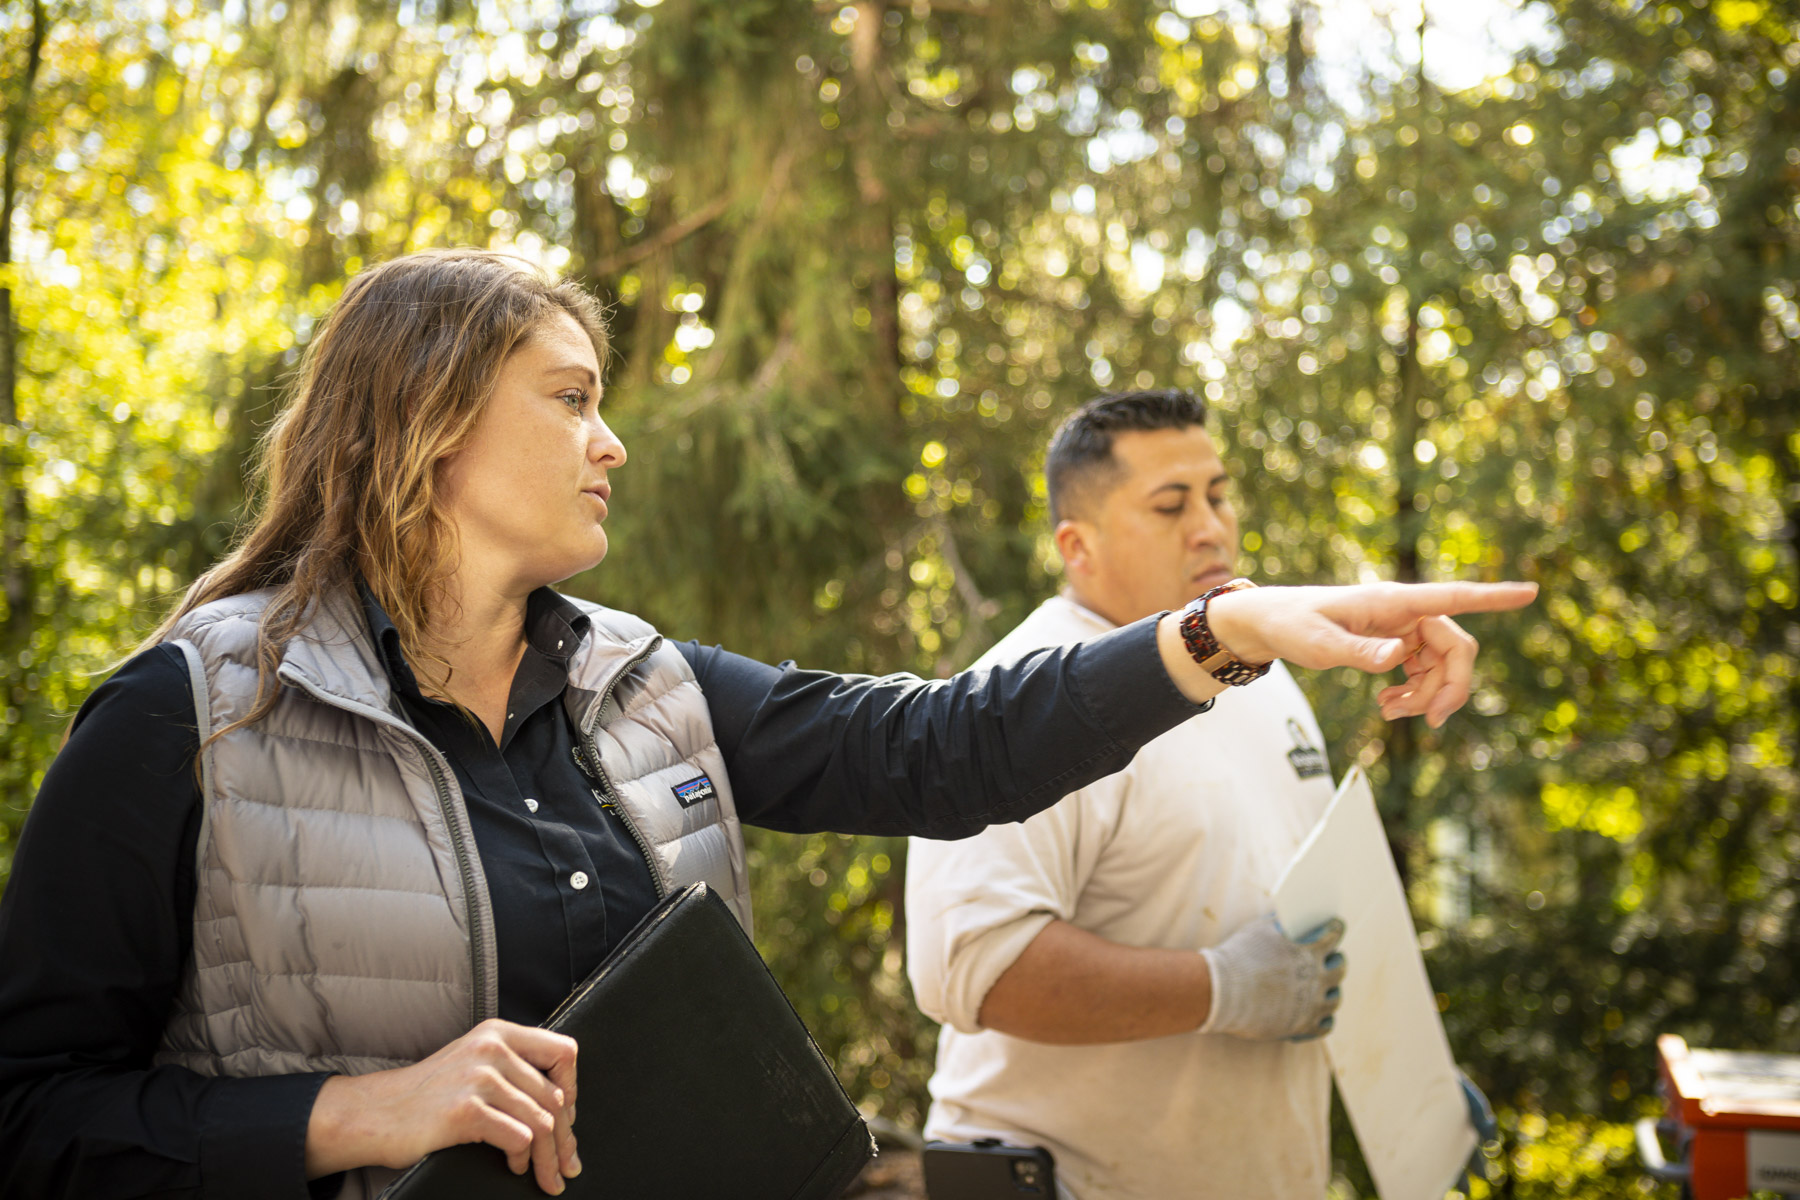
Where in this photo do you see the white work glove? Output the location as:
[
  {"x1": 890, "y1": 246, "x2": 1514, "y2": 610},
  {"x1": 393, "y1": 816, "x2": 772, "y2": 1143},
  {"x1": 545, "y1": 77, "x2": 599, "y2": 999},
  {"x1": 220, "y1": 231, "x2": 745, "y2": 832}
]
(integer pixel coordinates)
[{"x1": 1198, "y1": 914, "x2": 1346, "y2": 1041}]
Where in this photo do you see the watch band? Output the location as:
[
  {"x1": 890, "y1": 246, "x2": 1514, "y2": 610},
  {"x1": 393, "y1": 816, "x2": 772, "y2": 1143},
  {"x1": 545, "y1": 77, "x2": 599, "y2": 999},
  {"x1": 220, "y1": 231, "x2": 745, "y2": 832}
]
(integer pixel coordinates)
[{"x1": 1179, "y1": 578, "x2": 1272, "y2": 687}]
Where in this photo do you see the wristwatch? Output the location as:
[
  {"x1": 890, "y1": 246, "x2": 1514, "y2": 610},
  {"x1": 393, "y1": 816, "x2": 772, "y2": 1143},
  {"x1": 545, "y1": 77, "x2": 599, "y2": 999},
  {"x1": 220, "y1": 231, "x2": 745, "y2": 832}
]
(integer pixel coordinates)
[{"x1": 1179, "y1": 577, "x2": 1272, "y2": 688}]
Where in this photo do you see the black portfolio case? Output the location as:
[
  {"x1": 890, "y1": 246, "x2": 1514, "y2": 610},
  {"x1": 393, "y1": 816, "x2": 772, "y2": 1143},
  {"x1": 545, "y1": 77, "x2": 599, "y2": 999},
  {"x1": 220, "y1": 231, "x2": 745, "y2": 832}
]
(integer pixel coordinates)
[{"x1": 379, "y1": 882, "x2": 875, "y2": 1200}]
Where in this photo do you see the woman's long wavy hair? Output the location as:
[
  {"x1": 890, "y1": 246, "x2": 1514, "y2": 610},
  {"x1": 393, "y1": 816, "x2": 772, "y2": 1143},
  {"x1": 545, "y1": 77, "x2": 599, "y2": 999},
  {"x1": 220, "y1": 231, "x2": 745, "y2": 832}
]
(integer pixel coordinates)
[{"x1": 143, "y1": 248, "x2": 609, "y2": 739}]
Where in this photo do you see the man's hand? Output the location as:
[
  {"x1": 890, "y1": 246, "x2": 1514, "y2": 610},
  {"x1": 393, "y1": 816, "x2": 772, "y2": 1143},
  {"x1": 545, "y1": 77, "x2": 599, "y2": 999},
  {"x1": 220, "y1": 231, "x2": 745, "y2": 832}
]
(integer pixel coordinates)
[
  {"x1": 304, "y1": 1018, "x2": 581, "y2": 1194},
  {"x1": 1160, "y1": 580, "x2": 1539, "y2": 727},
  {"x1": 1199, "y1": 914, "x2": 1346, "y2": 1042}
]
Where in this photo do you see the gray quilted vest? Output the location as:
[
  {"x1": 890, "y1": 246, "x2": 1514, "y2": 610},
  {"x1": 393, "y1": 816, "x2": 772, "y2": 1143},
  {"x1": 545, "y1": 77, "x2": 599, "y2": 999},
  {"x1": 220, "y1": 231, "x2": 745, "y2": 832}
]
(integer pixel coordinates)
[{"x1": 152, "y1": 586, "x2": 751, "y2": 1198}]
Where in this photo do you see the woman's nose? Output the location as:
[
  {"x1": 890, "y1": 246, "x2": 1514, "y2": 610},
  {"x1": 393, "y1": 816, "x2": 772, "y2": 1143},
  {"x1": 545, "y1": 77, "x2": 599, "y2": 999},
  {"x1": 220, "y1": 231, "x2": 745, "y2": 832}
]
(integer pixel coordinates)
[{"x1": 589, "y1": 416, "x2": 627, "y2": 467}]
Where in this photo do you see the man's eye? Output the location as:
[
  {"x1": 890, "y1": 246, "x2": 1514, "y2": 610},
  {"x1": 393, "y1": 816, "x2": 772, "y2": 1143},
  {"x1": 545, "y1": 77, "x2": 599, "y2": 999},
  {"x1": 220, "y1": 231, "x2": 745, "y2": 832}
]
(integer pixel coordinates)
[{"x1": 1209, "y1": 493, "x2": 1230, "y2": 507}]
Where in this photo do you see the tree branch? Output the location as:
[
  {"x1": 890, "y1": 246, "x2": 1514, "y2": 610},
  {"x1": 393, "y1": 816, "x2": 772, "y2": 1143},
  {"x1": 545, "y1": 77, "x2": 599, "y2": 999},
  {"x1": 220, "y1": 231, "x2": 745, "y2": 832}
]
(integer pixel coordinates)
[
  {"x1": 932, "y1": 518, "x2": 1000, "y2": 670},
  {"x1": 589, "y1": 190, "x2": 735, "y2": 277},
  {"x1": 814, "y1": 0, "x2": 992, "y2": 12}
]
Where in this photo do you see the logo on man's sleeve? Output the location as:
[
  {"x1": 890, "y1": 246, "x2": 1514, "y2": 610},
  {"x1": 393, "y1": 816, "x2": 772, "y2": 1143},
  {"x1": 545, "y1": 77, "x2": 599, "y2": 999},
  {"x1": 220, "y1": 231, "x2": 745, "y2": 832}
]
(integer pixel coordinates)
[
  {"x1": 671, "y1": 774, "x2": 717, "y2": 808},
  {"x1": 1286, "y1": 719, "x2": 1329, "y2": 780}
]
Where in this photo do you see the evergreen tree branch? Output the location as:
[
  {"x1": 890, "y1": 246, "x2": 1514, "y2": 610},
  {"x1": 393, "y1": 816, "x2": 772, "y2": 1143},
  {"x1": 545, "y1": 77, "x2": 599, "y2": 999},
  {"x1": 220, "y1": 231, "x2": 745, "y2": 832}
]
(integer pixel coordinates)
[
  {"x1": 589, "y1": 191, "x2": 735, "y2": 278},
  {"x1": 814, "y1": 0, "x2": 992, "y2": 12}
]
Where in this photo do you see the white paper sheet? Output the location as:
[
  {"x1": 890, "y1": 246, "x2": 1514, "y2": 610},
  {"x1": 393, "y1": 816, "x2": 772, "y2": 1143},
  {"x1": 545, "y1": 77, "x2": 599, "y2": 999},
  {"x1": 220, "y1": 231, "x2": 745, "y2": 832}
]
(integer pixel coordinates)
[{"x1": 1273, "y1": 766, "x2": 1476, "y2": 1200}]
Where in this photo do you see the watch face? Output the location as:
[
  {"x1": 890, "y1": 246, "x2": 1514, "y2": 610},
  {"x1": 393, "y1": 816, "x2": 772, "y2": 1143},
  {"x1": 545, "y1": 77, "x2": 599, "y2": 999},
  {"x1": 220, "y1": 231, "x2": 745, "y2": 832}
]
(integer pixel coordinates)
[{"x1": 1214, "y1": 657, "x2": 1271, "y2": 686}]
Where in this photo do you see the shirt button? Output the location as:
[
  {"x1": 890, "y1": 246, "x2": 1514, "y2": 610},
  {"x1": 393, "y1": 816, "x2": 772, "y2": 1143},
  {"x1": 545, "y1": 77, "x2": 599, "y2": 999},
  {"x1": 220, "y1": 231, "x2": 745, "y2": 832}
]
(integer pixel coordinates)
[
  {"x1": 524, "y1": 798, "x2": 539, "y2": 813},
  {"x1": 569, "y1": 871, "x2": 590, "y2": 891}
]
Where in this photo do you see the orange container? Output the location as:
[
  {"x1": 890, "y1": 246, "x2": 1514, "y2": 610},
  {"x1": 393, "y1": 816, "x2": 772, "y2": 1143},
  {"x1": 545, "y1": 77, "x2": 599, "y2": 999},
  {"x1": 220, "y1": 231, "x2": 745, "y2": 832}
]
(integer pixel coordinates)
[{"x1": 1656, "y1": 1034, "x2": 1800, "y2": 1199}]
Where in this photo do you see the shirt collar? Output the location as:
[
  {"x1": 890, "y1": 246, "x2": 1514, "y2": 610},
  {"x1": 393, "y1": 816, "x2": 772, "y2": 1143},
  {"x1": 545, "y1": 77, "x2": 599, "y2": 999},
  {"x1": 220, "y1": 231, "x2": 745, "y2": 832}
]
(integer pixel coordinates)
[
  {"x1": 523, "y1": 586, "x2": 592, "y2": 663},
  {"x1": 1054, "y1": 589, "x2": 1119, "y2": 633},
  {"x1": 355, "y1": 577, "x2": 591, "y2": 701}
]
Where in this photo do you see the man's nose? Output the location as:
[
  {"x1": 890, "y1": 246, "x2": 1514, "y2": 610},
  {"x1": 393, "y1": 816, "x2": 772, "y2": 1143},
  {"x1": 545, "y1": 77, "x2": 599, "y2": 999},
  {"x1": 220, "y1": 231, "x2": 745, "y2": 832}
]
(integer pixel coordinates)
[{"x1": 1186, "y1": 504, "x2": 1226, "y2": 547}]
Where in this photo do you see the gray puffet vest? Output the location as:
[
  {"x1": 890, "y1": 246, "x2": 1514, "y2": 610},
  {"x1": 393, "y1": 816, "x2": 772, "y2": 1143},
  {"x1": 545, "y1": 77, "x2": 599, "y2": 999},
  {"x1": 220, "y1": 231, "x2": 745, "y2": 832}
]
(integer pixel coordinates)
[{"x1": 152, "y1": 587, "x2": 751, "y2": 1199}]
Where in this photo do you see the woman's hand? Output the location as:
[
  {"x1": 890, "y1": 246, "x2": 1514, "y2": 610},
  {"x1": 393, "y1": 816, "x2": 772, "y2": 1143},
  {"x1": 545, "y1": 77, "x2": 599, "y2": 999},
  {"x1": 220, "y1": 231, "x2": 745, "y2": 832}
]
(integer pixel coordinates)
[
  {"x1": 304, "y1": 1018, "x2": 580, "y2": 1195},
  {"x1": 1159, "y1": 580, "x2": 1539, "y2": 727}
]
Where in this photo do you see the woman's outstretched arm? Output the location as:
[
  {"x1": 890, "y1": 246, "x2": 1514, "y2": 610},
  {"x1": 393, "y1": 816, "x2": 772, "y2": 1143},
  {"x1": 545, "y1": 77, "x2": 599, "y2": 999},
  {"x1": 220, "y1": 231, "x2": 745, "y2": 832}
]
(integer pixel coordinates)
[{"x1": 687, "y1": 580, "x2": 1537, "y2": 838}]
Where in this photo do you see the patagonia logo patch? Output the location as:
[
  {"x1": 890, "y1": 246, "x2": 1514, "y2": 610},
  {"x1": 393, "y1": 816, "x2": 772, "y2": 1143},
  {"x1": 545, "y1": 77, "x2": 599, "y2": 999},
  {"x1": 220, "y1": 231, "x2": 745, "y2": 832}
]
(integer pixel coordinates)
[
  {"x1": 1286, "y1": 719, "x2": 1329, "y2": 780},
  {"x1": 671, "y1": 775, "x2": 717, "y2": 808}
]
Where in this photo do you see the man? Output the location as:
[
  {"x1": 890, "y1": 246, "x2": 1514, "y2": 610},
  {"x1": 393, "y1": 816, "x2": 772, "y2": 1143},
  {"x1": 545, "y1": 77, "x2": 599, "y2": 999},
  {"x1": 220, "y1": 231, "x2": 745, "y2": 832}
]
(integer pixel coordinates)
[{"x1": 906, "y1": 390, "x2": 1349, "y2": 1199}]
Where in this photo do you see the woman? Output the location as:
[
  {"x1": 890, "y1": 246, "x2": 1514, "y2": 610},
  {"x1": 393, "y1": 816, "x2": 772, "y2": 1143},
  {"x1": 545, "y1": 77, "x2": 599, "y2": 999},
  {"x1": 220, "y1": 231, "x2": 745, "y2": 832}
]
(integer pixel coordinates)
[{"x1": 0, "y1": 249, "x2": 1532, "y2": 1200}]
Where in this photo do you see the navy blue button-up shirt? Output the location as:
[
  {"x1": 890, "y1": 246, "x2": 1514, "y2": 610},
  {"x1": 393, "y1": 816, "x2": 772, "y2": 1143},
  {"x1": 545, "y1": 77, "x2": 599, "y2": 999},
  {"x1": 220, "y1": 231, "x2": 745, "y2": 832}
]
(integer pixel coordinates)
[{"x1": 359, "y1": 582, "x2": 663, "y2": 1027}]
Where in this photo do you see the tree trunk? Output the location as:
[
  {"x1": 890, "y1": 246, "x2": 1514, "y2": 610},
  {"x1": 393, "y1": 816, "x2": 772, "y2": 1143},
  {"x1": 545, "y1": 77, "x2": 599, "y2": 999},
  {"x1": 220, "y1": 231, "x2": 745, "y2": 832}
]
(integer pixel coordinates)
[
  {"x1": 1385, "y1": 296, "x2": 1424, "y2": 894},
  {"x1": 849, "y1": 0, "x2": 903, "y2": 411},
  {"x1": 1, "y1": 0, "x2": 46, "y2": 831},
  {"x1": 1, "y1": 0, "x2": 46, "y2": 646},
  {"x1": 1382, "y1": 9, "x2": 1429, "y2": 894}
]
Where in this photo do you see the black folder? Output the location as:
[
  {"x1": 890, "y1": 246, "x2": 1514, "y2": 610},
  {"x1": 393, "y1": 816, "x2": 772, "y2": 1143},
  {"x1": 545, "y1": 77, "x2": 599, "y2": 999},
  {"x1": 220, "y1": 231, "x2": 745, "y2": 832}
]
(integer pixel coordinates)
[{"x1": 380, "y1": 883, "x2": 875, "y2": 1200}]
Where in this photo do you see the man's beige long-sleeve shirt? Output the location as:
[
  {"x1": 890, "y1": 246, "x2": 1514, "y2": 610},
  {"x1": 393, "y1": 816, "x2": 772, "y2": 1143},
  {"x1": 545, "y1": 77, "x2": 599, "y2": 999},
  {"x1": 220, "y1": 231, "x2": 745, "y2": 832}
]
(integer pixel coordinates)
[{"x1": 907, "y1": 594, "x2": 1338, "y2": 1200}]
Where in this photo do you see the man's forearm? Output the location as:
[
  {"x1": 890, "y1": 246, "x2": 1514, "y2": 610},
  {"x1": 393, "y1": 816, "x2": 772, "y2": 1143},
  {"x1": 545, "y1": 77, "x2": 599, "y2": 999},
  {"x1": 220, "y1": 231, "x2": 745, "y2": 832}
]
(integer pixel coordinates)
[{"x1": 975, "y1": 919, "x2": 1213, "y2": 1045}]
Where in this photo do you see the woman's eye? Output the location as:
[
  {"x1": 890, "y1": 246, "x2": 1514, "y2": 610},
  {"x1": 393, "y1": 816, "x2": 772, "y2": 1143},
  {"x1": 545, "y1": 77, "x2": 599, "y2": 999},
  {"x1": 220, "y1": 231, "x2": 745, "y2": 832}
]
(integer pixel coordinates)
[
  {"x1": 560, "y1": 389, "x2": 588, "y2": 411},
  {"x1": 1155, "y1": 505, "x2": 1183, "y2": 517}
]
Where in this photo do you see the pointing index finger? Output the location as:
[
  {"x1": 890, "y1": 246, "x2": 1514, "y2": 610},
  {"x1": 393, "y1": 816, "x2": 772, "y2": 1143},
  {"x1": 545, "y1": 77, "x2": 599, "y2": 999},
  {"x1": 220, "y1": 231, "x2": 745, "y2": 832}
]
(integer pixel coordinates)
[{"x1": 1392, "y1": 581, "x2": 1539, "y2": 617}]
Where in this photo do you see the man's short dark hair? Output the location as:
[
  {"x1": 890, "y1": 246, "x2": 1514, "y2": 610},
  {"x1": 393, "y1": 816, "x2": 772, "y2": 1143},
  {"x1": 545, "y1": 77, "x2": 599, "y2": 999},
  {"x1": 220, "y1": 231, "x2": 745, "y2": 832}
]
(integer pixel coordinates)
[{"x1": 1045, "y1": 389, "x2": 1210, "y2": 523}]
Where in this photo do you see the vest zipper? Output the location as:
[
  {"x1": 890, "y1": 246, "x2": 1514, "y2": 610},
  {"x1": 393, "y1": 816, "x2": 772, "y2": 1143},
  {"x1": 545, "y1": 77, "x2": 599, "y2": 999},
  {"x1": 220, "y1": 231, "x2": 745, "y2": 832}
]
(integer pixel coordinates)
[
  {"x1": 412, "y1": 738, "x2": 486, "y2": 1026},
  {"x1": 574, "y1": 642, "x2": 668, "y2": 899},
  {"x1": 275, "y1": 669, "x2": 491, "y2": 1028}
]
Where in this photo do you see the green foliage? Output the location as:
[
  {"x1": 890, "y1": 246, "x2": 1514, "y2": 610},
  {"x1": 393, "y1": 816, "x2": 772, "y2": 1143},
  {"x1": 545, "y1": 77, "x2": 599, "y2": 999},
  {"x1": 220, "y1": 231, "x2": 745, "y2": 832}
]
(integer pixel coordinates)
[
  {"x1": 1470, "y1": 1109, "x2": 1670, "y2": 1200},
  {"x1": 745, "y1": 831, "x2": 931, "y2": 1128},
  {"x1": 1326, "y1": 1099, "x2": 1678, "y2": 1200},
  {"x1": 2, "y1": 3, "x2": 1795, "y2": 1181}
]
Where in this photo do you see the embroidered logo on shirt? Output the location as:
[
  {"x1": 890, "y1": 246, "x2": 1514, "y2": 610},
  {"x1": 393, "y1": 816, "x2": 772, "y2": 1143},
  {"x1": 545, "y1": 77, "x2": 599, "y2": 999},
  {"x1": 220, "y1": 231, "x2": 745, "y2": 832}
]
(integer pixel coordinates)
[
  {"x1": 570, "y1": 746, "x2": 598, "y2": 781},
  {"x1": 671, "y1": 774, "x2": 717, "y2": 808},
  {"x1": 1286, "y1": 719, "x2": 1329, "y2": 780}
]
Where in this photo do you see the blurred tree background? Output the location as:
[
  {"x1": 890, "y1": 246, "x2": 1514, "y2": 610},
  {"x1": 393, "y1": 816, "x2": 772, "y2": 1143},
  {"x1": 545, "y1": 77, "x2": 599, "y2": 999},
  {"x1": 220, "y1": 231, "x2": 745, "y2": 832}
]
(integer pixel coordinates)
[{"x1": 1, "y1": 0, "x2": 1795, "y2": 1193}]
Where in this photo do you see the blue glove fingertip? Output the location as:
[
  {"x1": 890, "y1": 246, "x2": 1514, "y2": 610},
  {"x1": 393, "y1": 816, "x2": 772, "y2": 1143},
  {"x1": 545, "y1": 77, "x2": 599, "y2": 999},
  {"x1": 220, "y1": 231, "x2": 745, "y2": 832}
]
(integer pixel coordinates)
[{"x1": 1295, "y1": 917, "x2": 1343, "y2": 945}]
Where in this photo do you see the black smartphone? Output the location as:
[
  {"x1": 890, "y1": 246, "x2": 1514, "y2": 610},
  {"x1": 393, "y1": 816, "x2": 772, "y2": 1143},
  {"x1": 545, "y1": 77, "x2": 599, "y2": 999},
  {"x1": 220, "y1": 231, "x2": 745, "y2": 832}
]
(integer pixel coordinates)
[{"x1": 921, "y1": 1138, "x2": 1058, "y2": 1199}]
